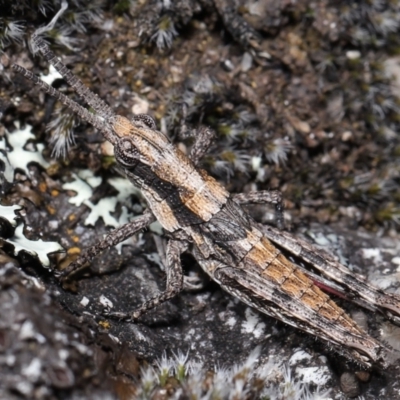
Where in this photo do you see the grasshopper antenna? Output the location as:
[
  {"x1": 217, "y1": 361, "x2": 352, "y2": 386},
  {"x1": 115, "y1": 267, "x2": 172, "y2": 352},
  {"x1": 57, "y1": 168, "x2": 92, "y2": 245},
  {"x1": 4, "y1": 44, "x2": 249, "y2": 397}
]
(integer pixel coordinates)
[
  {"x1": 12, "y1": 64, "x2": 117, "y2": 145},
  {"x1": 12, "y1": 1, "x2": 117, "y2": 145},
  {"x1": 30, "y1": 1, "x2": 115, "y2": 120}
]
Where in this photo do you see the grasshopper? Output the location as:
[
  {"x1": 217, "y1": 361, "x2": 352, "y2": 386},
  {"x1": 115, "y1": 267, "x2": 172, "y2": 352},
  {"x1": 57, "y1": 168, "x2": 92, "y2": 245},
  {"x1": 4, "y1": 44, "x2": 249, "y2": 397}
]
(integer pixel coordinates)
[{"x1": 12, "y1": 33, "x2": 400, "y2": 370}]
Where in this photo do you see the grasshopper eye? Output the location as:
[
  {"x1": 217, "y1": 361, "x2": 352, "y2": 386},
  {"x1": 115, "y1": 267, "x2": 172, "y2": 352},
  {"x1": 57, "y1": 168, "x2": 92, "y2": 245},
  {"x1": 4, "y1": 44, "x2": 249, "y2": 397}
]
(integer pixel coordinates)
[
  {"x1": 131, "y1": 114, "x2": 156, "y2": 130},
  {"x1": 114, "y1": 137, "x2": 140, "y2": 168}
]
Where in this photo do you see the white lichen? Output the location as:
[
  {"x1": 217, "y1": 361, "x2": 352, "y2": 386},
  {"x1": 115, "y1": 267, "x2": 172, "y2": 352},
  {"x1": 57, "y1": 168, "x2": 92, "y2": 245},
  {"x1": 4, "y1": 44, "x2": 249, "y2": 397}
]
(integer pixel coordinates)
[
  {"x1": 1, "y1": 124, "x2": 49, "y2": 174},
  {"x1": 0, "y1": 204, "x2": 21, "y2": 227},
  {"x1": 5, "y1": 224, "x2": 64, "y2": 267}
]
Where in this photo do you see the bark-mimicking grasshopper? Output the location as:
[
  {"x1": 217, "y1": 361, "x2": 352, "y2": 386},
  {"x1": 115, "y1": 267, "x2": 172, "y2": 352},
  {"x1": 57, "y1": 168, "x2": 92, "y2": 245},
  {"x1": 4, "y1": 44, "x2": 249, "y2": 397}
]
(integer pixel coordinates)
[{"x1": 12, "y1": 33, "x2": 400, "y2": 370}]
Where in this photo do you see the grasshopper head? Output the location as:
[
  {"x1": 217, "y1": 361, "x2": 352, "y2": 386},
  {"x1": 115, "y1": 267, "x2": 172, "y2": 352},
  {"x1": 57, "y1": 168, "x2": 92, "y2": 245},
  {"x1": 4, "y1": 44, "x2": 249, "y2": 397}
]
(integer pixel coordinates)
[{"x1": 111, "y1": 115, "x2": 171, "y2": 168}]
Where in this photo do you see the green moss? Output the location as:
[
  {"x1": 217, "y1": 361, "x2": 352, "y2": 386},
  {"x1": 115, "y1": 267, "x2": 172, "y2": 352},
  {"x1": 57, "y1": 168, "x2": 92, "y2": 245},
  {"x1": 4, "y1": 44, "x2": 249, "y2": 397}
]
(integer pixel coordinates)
[
  {"x1": 158, "y1": 15, "x2": 173, "y2": 32},
  {"x1": 367, "y1": 183, "x2": 382, "y2": 196},
  {"x1": 112, "y1": 0, "x2": 131, "y2": 15},
  {"x1": 220, "y1": 150, "x2": 237, "y2": 163},
  {"x1": 375, "y1": 203, "x2": 400, "y2": 223},
  {"x1": 218, "y1": 124, "x2": 233, "y2": 137},
  {"x1": 339, "y1": 177, "x2": 354, "y2": 190}
]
